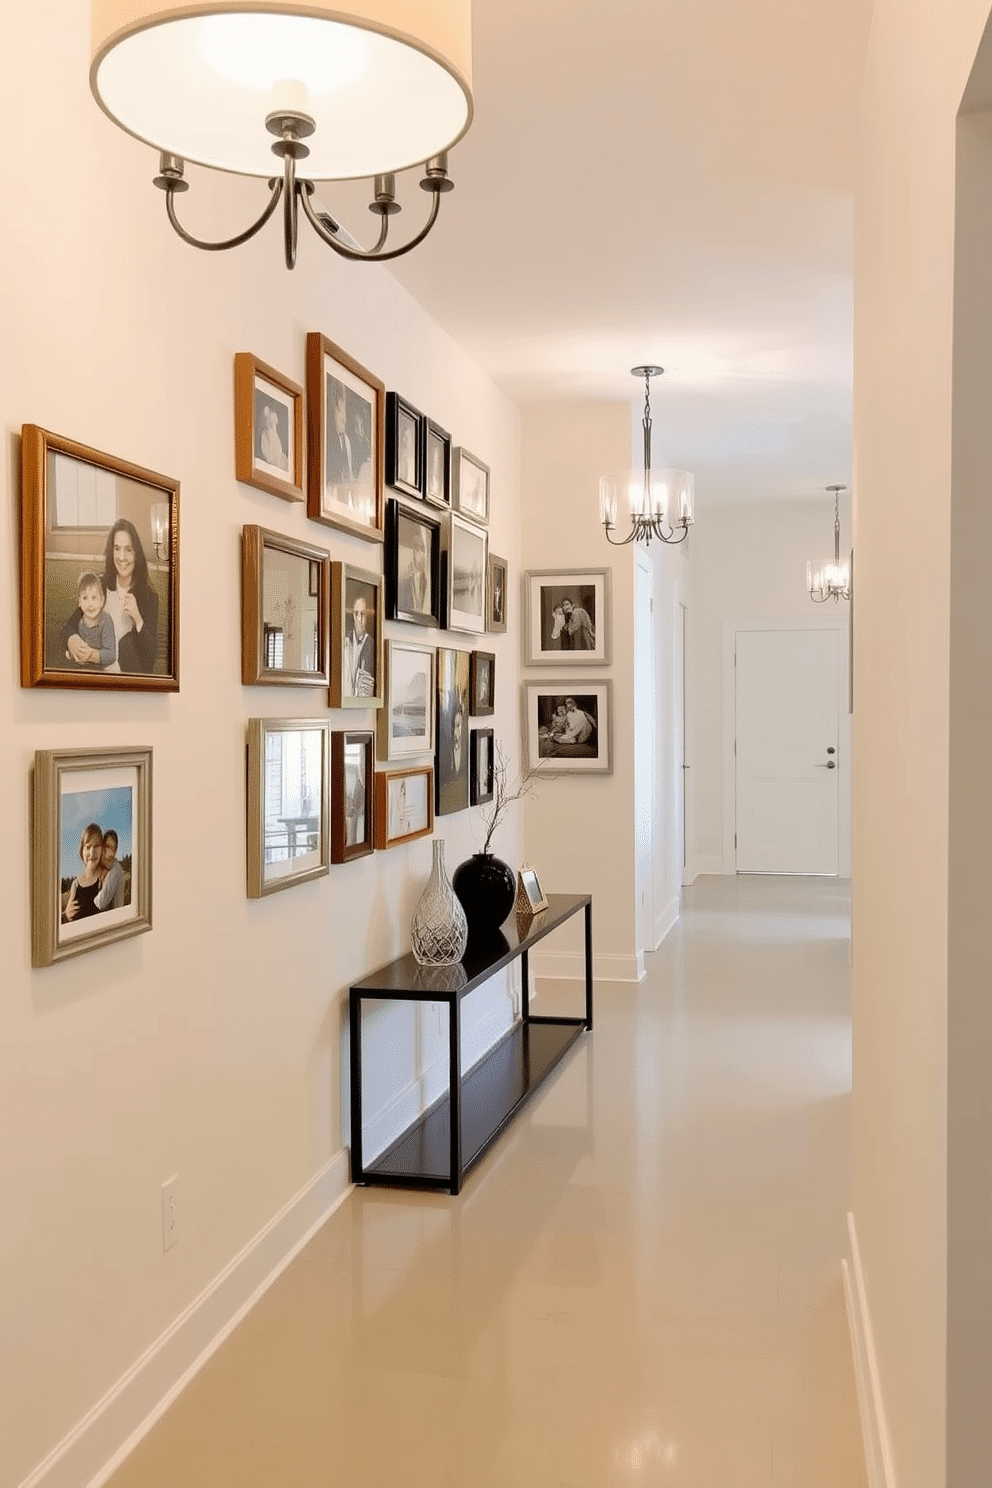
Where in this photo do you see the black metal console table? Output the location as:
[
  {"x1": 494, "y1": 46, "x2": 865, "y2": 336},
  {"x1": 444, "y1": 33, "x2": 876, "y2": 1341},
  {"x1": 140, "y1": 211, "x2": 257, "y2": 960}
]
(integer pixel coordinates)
[{"x1": 349, "y1": 893, "x2": 593, "y2": 1195}]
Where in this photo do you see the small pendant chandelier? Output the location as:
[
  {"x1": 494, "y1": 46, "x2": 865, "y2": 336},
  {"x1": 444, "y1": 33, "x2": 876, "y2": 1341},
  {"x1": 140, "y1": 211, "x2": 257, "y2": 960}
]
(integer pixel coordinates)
[
  {"x1": 807, "y1": 485, "x2": 851, "y2": 603},
  {"x1": 600, "y1": 366, "x2": 694, "y2": 546}
]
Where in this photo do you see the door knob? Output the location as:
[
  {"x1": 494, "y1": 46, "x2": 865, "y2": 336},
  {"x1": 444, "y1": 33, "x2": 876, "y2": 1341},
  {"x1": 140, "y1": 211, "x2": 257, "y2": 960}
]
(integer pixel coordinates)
[
  {"x1": 827, "y1": 747, "x2": 836, "y2": 754},
  {"x1": 815, "y1": 761, "x2": 837, "y2": 769}
]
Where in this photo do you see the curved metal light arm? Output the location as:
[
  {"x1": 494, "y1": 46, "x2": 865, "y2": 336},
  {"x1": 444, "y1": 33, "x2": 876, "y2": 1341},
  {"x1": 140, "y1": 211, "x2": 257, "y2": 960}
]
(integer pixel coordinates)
[
  {"x1": 155, "y1": 156, "x2": 284, "y2": 252},
  {"x1": 298, "y1": 178, "x2": 443, "y2": 263}
]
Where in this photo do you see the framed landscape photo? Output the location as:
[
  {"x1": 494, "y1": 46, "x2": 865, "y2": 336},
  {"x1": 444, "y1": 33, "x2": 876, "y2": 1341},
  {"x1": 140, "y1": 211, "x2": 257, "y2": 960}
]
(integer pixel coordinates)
[
  {"x1": 242, "y1": 526, "x2": 329, "y2": 687},
  {"x1": 470, "y1": 650, "x2": 495, "y2": 715},
  {"x1": 446, "y1": 512, "x2": 488, "y2": 635},
  {"x1": 385, "y1": 499, "x2": 441, "y2": 627},
  {"x1": 436, "y1": 645, "x2": 471, "y2": 815},
  {"x1": 425, "y1": 420, "x2": 452, "y2": 509},
  {"x1": 524, "y1": 568, "x2": 611, "y2": 665},
  {"x1": 32, "y1": 745, "x2": 152, "y2": 968},
  {"x1": 524, "y1": 680, "x2": 613, "y2": 775},
  {"x1": 330, "y1": 562, "x2": 384, "y2": 709},
  {"x1": 234, "y1": 352, "x2": 304, "y2": 502},
  {"x1": 331, "y1": 730, "x2": 375, "y2": 863},
  {"x1": 246, "y1": 718, "x2": 329, "y2": 898},
  {"x1": 452, "y1": 446, "x2": 490, "y2": 524},
  {"x1": 20, "y1": 425, "x2": 179, "y2": 691},
  {"x1": 470, "y1": 728, "x2": 495, "y2": 805},
  {"x1": 487, "y1": 552, "x2": 508, "y2": 634},
  {"x1": 374, "y1": 764, "x2": 434, "y2": 849},
  {"x1": 385, "y1": 392, "x2": 425, "y2": 499},
  {"x1": 306, "y1": 332, "x2": 385, "y2": 543},
  {"x1": 378, "y1": 639, "x2": 435, "y2": 760}
]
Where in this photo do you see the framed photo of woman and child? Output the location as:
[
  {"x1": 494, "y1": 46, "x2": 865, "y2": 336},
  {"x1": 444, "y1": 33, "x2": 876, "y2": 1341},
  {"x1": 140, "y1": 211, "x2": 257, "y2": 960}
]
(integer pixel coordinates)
[
  {"x1": 523, "y1": 568, "x2": 611, "y2": 667},
  {"x1": 20, "y1": 426, "x2": 179, "y2": 691},
  {"x1": 32, "y1": 745, "x2": 152, "y2": 967}
]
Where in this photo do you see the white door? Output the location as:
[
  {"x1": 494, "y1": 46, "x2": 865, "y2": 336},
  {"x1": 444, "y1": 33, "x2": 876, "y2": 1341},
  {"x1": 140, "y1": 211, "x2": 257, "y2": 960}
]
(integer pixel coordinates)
[{"x1": 735, "y1": 627, "x2": 840, "y2": 874}]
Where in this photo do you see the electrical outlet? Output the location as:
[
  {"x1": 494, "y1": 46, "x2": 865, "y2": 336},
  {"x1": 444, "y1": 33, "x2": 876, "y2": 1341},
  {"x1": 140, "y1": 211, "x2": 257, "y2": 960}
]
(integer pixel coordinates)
[{"x1": 162, "y1": 1175, "x2": 179, "y2": 1252}]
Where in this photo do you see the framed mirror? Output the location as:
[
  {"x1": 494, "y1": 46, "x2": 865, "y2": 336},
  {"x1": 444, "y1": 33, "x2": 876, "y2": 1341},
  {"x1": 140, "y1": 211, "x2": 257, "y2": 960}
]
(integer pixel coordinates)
[{"x1": 241, "y1": 525, "x2": 329, "y2": 686}]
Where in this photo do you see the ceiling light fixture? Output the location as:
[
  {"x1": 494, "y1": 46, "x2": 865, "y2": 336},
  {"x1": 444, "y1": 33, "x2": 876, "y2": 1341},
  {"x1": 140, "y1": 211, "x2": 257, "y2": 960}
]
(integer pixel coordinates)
[
  {"x1": 807, "y1": 485, "x2": 851, "y2": 602},
  {"x1": 600, "y1": 366, "x2": 694, "y2": 547},
  {"x1": 89, "y1": 1, "x2": 474, "y2": 268}
]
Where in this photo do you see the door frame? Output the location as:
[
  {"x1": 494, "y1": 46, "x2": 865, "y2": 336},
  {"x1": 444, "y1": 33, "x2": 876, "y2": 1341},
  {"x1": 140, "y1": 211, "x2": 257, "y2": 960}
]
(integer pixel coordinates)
[{"x1": 721, "y1": 616, "x2": 851, "y2": 876}]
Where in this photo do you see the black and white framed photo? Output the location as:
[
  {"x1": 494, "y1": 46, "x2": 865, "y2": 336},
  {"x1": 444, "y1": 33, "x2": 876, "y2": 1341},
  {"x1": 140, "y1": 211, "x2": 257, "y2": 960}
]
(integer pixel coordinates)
[
  {"x1": 516, "y1": 862, "x2": 549, "y2": 915},
  {"x1": 446, "y1": 512, "x2": 488, "y2": 635},
  {"x1": 425, "y1": 420, "x2": 452, "y2": 509},
  {"x1": 331, "y1": 730, "x2": 374, "y2": 863},
  {"x1": 470, "y1": 728, "x2": 495, "y2": 805},
  {"x1": 386, "y1": 392, "x2": 426, "y2": 499},
  {"x1": 385, "y1": 499, "x2": 441, "y2": 627},
  {"x1": 470, "y1": 649, "x2": 495, "y2": 715},
  {"x1": 234, "y1": 352, "x2": 304, "y2": 503},
  {"x1": 306, "y1": 332, "x2": 384, "y2": 543},
  {"x1": 436, "y1": 645, "x2": 471, "y2": 815},
  {"x1": 452, "y1": 446, "x2": 490, "y2": 524},
  {"x1": 247, "y1": 718, "x2": 329, "y2": 897},
  {"x1": 32, "y1": 745, "x2": 153, "y2": 967},
  {"x1": 524, "y1": 568, "x2": 611, "y2": 665},
  {"x1": 378, "y1": 639, "x2": 435, "y2": 761},
  {"x1": 487, "y1": 551, "x2": 508, "y2": 634},
  {"x1": 330, "y1": 563, "x2": 384, "y2": 709},
  {"x1": 374, "y1": 764, "x2": 434, "y2": 848},
  {"x1": 523, "y1": 680, "x2": 613, "y2": 775}
]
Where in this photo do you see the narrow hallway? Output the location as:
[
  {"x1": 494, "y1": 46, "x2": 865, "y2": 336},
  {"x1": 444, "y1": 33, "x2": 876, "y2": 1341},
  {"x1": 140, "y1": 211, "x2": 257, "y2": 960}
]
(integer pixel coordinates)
[{"x1": 108, "y1": 876, "x2": 865, "y2": 1487}]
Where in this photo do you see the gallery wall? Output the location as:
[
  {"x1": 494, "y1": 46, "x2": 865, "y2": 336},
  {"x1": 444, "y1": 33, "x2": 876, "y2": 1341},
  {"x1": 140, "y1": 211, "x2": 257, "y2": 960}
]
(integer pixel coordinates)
[{"x1": 0, "y1": 5, "x2": 525, "y2": 1485}]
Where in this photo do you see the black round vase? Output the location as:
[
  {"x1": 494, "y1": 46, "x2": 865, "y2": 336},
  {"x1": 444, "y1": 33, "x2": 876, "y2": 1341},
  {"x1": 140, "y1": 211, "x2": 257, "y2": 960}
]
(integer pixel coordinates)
[{"x1": 452, "y1": 853, "x2": 517, "y2": 943}]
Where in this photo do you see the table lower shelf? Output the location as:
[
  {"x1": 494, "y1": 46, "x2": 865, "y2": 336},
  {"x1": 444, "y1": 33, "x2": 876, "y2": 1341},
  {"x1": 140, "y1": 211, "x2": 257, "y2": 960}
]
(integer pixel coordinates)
[{"x1": 360, "y1": 1018, "x2": 586, "y2": 1191}]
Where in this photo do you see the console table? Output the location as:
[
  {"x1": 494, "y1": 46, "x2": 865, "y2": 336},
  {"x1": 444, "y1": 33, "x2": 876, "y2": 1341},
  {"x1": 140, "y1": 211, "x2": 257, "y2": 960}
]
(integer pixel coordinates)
[{"x1": 349, "y1": 892, "x2": 593, "y2": 1195}]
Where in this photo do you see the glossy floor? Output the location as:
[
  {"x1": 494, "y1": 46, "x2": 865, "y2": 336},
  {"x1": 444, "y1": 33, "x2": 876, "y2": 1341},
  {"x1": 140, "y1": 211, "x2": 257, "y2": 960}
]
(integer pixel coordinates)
[{"x1": 108, "y1": 875, "x2": 866, "y2": 1487}]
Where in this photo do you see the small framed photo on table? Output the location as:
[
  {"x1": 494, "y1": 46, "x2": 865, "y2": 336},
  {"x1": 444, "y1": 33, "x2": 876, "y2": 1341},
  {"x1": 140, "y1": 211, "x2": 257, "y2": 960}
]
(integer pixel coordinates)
[
  {"x1": 386, "y1": 392, "x2": 426, "y2": 499},
  {"x1": 330, "y1": 563, "x2": 384, "y2": 709},
  {"x1": 331, "y1": 730, "x2": 375, "y2": 863},
  {"x1": 453, "y1": 446, "x2": 490, "y2": 524},
  {"x1": 32, "y1": 745, "x2": 153, "y2": 968},
  {"x1": 470, "y1": 728, "x2": 495, "y2": 805},
  {"x1": 516, "y1": 862, "x2": 549, "y2": 916},
  {"x1": 246, "y1": 718, "x2": 329, "y2": 898},
  {"x1": 234, "y1": 353, "x2": 304, "y2": 502},
  {"x1": 524, "y1": 568, "x2": 611, "y2": 665},
  {"x1": 445, "y1": 512, "x2": 488, "y2": 635},
  {"x1": 374, "y1": 764, "x2": 434, "y2": 849},
  {"x1": 385, "y1": 499, "x2": 441, "y2": 627},
  {"x1": 306, "y1": 332, "x2": 385, "y2": 543},
  {"x1": 425, "y1": 420, "x2": 452, "y2": 509}
]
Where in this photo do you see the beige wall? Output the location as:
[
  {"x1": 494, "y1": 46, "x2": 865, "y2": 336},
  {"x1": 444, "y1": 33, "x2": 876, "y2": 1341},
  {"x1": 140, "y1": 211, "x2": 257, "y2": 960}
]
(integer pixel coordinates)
[{"x1": 0, "y1": 6, "x2": 523, "y2": 1485}]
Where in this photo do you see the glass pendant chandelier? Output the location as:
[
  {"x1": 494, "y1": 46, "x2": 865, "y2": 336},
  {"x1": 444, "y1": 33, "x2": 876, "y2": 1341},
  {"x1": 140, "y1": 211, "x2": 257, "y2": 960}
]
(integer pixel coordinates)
[
  {"x1": 807, "y1": 485, "x2": 851, "y2": 602},
  {"x1": 600, "y1": 366, "x2": 694, "y2": 547}
]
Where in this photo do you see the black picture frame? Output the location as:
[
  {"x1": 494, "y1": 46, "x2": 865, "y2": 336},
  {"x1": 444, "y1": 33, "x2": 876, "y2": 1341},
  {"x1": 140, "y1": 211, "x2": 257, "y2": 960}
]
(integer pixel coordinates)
[
  {"x1": 470, "y1": 650, "x2": 495, "y2": 715},
  {"x1": 384, "y1": 499, "x2": 442, "y2": 628},
  {"x1": 436, "y1": 645, "x2": 471, "y2": 816},
  {"x1": 385, "y1": 392, "x2": 426, "y2": 499},
  {"x1": 470, "y1": 728, "x2": 495, "y2": 805},
  {"x1": 425, "y1": 419, "x2": 452, "y2": 509}
]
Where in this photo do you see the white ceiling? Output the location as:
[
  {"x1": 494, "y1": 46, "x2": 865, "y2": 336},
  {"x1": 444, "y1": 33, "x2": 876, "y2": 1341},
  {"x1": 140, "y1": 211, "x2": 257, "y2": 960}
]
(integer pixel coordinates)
[{"x1": 380, "y1": 0, "x2": 873, "y2": 505}]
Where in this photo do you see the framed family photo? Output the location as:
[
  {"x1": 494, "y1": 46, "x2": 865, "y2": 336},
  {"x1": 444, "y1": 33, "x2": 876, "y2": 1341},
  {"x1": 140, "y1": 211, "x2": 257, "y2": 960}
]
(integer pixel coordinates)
[
  {"x1": 523, "y1": 680, "x2": 613, "y2": 774},
  {"x1": 385, "y1": 392, "x2": 425, "y2": 499},
  {"x1": 246, "y1": 718, "x2": 329, "y2": 898},
  {"x1": 452, "y1": 446, "x2": 490, "y2": 524},
  {"x1": 374, "y1": 764, "x2": 434, "y2": 849},
  {"x1": 470, "y1": 728, "x2": 495, "y2": 805},
  {"x1": 425, "y1": 420, "x2": 452, "y2": 509},
  {"x1": 32, "y1": 745, "x2": 152, "y2": 968},
  {"x1": 378, "y1": 639, "x2": 435, "y2": 761},
  {"x1": 487, "y1": 552, "x2": 508, "y2": 633},
  {"x1": 385, "y1": 500, "x2": 441, "y2": 627},
  {"x1": 331, "y1": 730, "x2": 375, "y2": 863},
  {"x1": 306, "y1": 332, "x2": 385, "y2": 543},
  {"x1": 241, "y1": 526, "x2": 329, "y2": 687},
  {"x1": 524, "y1": 568, "x2": 611, "y2": 665},
  {"x1": 436, "y1": 645, "x2": 471, "y2": 815},
  {"x1": 446, "y1": 512, "x2": 488, "y2": 635},
  {"x1": 234, "y1": 352, "x2": 304, "y2": 502},
  {"x1": 20, "y1": 425, "x2": 179, "y2": 691},
  {"x1": 330, "y1": 562, "x2": 384, "y2": 709}
]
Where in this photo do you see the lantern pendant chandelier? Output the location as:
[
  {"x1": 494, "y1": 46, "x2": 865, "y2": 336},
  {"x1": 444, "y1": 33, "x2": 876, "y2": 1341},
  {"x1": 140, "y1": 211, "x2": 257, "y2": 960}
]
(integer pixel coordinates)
[
  {"x1": 88, "y1": 1, "x2": 474, "y2": 269},
  {"x1": 600, "y1": 366, "x2": 695, "y2": 547},
  {"x1": 807, "y1": 485, "x2": 851, "y2": 603}
]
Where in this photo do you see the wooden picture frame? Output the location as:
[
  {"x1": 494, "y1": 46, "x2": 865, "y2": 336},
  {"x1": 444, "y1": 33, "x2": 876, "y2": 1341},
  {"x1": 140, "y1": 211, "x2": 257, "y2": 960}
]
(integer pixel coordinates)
[
  {"x1": 436, "y1": 645, "x2": 471, "y2": 815},
  {"x1": 246, "y1": 718, "x2": 330, "y2": 897},
  {"x1": 445, "y1": 512, "x2": 488, "y2": 635},
  {"x1": 305, "y1": 332, "x2": 385, "y2": 543},
  {"x1": 524, "y1": 567, "x2": 611, "y2": 665},
  {"x1": 331, "y1": 730, "x2": 375, "y2": 862},
  {"x1": 330, "y1": 562, "x2": 384, "y2": 709},
  {"x1": 385, "y1": 499, "x2": 441, "y2": 627},
  {"x1": 241, "y1": 525, "x2": 329, "y2": 687},
  {"x1": 452, "y1": 446, "x2": 490, "y2": 525},
  {"x1": 373, "y1": 764, "x2": 434, "y2": 849},
  {"x1": 470, "y1": 650, "x2": 495, "y2": 715},
  {"x1": 386, "y1": 392, "x2": 426, "y2": 499},
  {"x1": 378, "y1": 638, "x2": 436, "y2": 761},
  {"x1": 516, "y1": 862, "x2": 549, "y2": 915},
  {"x1": 487, "y1": 551, "x2": 508, "y2": 633},
  {"x1": 425, "y1": 420, "x2": 452, "y2": 509},
  {"x1": 20, "y1": 425, "x2": 180, "y2": 691},
  {"x1": 32, "y1": 745, "x2": 153, "y2": 967},
  {"x1": 523, "y1": 680, "x2": 614, "y2": 775},
  {"x1": 470, "y1": 728, "x2": 495, "y2": 805},
  {"x1": 234, "y1": 352, "x2": 304, "y2": 502}
]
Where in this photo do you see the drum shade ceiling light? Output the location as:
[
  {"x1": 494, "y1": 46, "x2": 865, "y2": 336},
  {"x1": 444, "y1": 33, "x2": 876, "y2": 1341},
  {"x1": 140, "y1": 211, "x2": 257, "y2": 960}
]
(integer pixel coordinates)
[
  {"x1": 600, "y1": 367, "x2": 695, "y2": 547},
  {"x1": 90, "y1": 1, "x2": 474, "y2": 266}
]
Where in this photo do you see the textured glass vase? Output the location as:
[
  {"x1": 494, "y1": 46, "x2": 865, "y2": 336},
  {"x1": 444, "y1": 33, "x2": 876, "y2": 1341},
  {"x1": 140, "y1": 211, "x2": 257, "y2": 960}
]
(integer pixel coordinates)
[{"x1": 411, "y1": 839, "x2": 468, "y2": 966}]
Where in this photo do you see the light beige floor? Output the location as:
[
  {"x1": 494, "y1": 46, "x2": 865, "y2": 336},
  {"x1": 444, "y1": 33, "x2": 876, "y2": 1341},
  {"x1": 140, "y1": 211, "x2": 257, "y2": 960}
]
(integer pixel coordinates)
[{"x1": 108, "y1": 874, "x2": 866, "y2": 1488}]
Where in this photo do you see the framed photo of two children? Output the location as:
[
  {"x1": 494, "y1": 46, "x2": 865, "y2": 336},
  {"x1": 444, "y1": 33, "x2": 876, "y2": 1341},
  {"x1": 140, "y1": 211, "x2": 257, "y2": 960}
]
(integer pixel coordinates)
[{"x1": 20, "y1": 425, "x2": 180, "y2": 691}]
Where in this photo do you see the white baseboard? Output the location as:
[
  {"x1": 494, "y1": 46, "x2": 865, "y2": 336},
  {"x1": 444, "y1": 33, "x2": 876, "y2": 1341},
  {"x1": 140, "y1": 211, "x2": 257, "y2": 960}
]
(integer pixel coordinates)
[
  {"x1": 693, "y1": 854, "x2": 725, "y2": 877},
  {"x1": 18, "y1": 1152, "x2": 352, "y2": 1488},
  {"x1": 531, "y1": 950, "x2": 644, "y2": 983},
  {"x1": 653, "y1": 896, "x2": 680, "y2": 949},
  {"x1": 842, "y1": 1211, "x2": 897, "y2": 1488}
]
